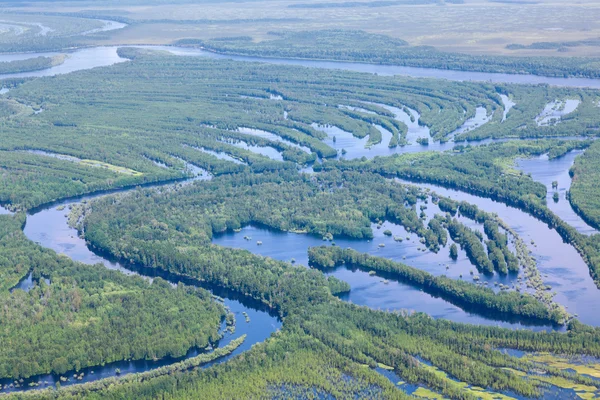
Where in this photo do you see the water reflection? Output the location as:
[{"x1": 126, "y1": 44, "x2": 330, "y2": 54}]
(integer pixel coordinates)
[
  {"x1": 213, "y1": 223, "x2": 559, "y2": 331},
  {"x1": 516, "y1": 150, "x2": 597, "y2": 235},
  {"x1": 5, "y1": 45, "x2": 600, "y2": 89},
  {"x1": 397, "y1": 179, "x2": 600, "y2": 326}
]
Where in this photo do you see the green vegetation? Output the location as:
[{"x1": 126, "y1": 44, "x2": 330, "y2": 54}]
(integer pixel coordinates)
[
  {"x1": 0, "y1": 55, "x2": 66, "y2": 75},
  {"x1": 0, "y1": 14, "x2": 106, "y2": 53},
  {"x1": 2, "y1": 48, "x2": 600, "y2": 210},
  {"x1": 308, "y1": 246, "x2": 565, "y2": 324},
  {"x1": 0, "y1": 150, "x2": 176, "y2": 211},
  {"x1": 317, "y1": 139, "x2": 600, "y2": 286},
  {"x1": 76, "y1": 169, "x2": 523, "y2": 280},
  {"x1": 10, "y1": 332, "x2": 408, "y2": 400},
  {"x1": 12, "y1": 335, "x2": 248, "y2": 397},
  {"x1": 2, "y1": 33, "x2": 600, "y2": 399},
  {"x1": 185, "y1": 29, "x2": 600, "y2": 78},
  {"x1": 570, "y1": 141, "x2": 600, "y2": 230},
  {"x1": 0, "y1": 214, "x2": 226, "y2": 380}
]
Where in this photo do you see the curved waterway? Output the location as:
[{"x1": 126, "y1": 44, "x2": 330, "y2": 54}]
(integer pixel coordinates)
[
  {"x1": 4, "y1": 45, "x2": 600, "y2": 88},
  {"x1": 4, "y1": 176, "x2": 281, "y2": 394},
  {"x1": 516, "y1": 150, "x2": 598, "y2": 235},
  {"x1": 394, "y1": 179, "x2": 600, "y2": 327},
  {"x1": 212, "y1": 223, "x2": 559, "y2": 331}
]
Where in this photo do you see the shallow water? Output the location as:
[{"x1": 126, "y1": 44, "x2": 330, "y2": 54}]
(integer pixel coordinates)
[
  {"x1": 536, "y1": 99, "x2": 580, "y2": 126},
  {"x1": 9, "y1": 272, "x2": 50, "y2": 293},
  {"x1": 227, "y1": 140, "x2": 284, "y2": 161},
  {"x1": 396, "y1": 179, "x2": 600, "y2": 326},
  {"x1": 448, "y1": 107, "x2": 491, "y2": 140},
  {"x1": 516, "y1": 150, "x2": 597, "y2": 235},
  {"x1": 500, "y1": 94, "x2": 516, "y2": 122},
  {"x1": 188, "y1": 145, "x2": 246, "y2": 165},
  {"x1": 79, "y1": 20, "x2": 127, "y2": 36},
  {"x1": 238, "y1": 127, "x2": 311, "y2": 153},
  {"x1": 213, "y1": 223, "x2": 559, "y2": 331}
]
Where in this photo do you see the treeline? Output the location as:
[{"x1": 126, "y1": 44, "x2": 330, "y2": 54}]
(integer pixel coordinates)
[
  {"x1": 317, "y1": 140, "x2": 600, "y2": 285},
  {"x1": 308, "y1": 246, "x2": 565, "y2": 324},
  {"x1": 184, "y1": 29, "x2": 600, "y2": 78},
  {"x1": 569, "y1": 140, "x2": 600, "y2": 230},
  {"x1": 0, "y1": 55, "x2": 66, "y2": 74},
  {"x1": 0, "y1": 214, "x2": 226, "y2": 380}
]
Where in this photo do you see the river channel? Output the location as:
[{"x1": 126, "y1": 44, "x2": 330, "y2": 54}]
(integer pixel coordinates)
[
  {"x1": 0, "y1": 172, "x2": 281, "y2": 394},
  {"x1": 3, "y1": 32, "x2": 600, "y2": 394},
  {"x1": 4, "y1": 45, "x2": 600, "y2": 88}
]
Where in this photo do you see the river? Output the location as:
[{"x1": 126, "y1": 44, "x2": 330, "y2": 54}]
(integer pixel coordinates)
[
  {"x1": 4, "y1": 45, "x2": 600, "y2": 89},
  {"x1": 394, "y1": 179, "x2": 600, "y2": 326},
  {"x1": 1, "y1": 172, "x2": 281, "y2": 394},
  {"x1": 2, "y1": 33, "x2": 600, "y2": 393},
  {"x1": 516, "y1": 150, "x2": 598, "y2": 235}
]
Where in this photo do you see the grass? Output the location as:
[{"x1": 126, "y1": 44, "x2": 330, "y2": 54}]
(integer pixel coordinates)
[
  {"x1": 80, "y1": 159, "x2": 143, "y2": 176},
  {"x1": 413, "y1": 387, "x2": 445, "y2": 399},
  {"x1": 525, "y1": 353, "x2": 600, "y2": 379},
  {"x1": 420, "y1": 364, "x2": 516, "y2": 400}
]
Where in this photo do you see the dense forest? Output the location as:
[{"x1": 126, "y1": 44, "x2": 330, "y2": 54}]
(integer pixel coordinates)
[
  {"x1": 0, "y1": 55, "x2": 66, "y2": 74},
  {"x1": 1, "y1": 49, "x2": 599, "y2": 210},
  {"x1": 2, "y1": 26, "x2": 600, "y2": 399},
  {"x1": 569, "y1": 140, "x2": 600, "y2": 230},
  {"x1": 0, "y1": 214, "x2": 226, "y2": 381}
]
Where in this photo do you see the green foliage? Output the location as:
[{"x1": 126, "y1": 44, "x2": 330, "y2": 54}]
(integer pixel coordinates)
[
  {"x1": 570, "y1": 140, "x2": 600, "y2": 230},
  {"x1": 2, "y1": 50, "x2": 600, "y2": 210},
  {"x1": 0, "y1": 55, "x2": 66, "y2": 74},
  {"x1": 0, "y1": 214, "x2": 225, "y2": 380},
  {"x1": 11, "y1": 332, "x2": 407, "y2": 400},
  {"x1": 319, "y1": 140, "x2": 600, "y2": 284},
  {"x1": 189, "y1": 29, "x2": 600, "y2": 78},
  {"x1": 308, "y1": 246, "x2": 563, "y2": 323}
]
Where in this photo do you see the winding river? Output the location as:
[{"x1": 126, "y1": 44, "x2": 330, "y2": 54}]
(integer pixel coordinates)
[
  {"x1": 3, "y1": 44, "x2": 600, "y2": 88},
  {"x1": 3, "y1": 32, "x2": 600, "y2": 393},
  {"x1": 0, "y1": 173, "x2": 281, "y2": 394}
]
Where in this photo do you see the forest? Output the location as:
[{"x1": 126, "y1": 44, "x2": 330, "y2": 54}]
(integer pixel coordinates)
[
  {"x1": 187, "y1": 30, "x2": 600, "y2": 78},
  {"x1": 569, "y1": 140, "x2": 600, "y2": 230},
  {"x1": 308, "y1": 246, "x2": 564, "y2": 324},
  {"x1": 0, "y1": 214, "x2": 226, "y2": 381},
  {"x1": 317, "y1": 139, "x2": 600, "y2": 286},
  {"x1": 2, "y1": 21, "x2": 600, "y2": 400},
  {"x1": 0, "y1": 48, "x2": 599, "y2": 211},
  {"x1": 0, "y1": 55, "x2": 65, "y2": 74}
]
